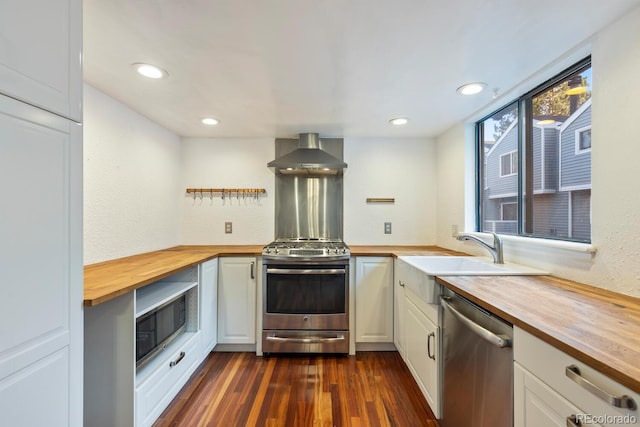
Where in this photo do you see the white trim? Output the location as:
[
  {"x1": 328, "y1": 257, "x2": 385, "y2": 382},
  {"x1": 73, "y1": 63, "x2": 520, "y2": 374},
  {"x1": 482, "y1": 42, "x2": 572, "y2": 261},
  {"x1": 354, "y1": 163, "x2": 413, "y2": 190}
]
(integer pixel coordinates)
[
  {"x1": 574, "y1": 125, "x2": 592, "y2": 154},
  {"x1": 459, "y1": 231, "x2": 596, "y2": 254},
  {"x1": 559, "y1": 184, "x2": 591, "y2": 192},
  {"x1": 568, "y1": 190, "x2": 573, "y2": 239},
  {"x1": 540, "y1": 126, "x2": 546, "y2": 190},
  {"x1": 486, "y1": 119, "x2": 518, "y2": 158},
  {"x1": 559, "y1": 98, "x2": 592, "y2": 132},
  {"x1": 489, "y1": 192, "x2": 517, "y2": 199}
]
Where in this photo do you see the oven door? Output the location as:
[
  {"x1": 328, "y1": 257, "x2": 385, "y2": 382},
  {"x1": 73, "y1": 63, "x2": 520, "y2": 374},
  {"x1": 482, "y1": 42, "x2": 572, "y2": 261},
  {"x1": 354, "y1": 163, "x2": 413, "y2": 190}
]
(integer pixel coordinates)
[{"x1": 263, "y1": 263, "x2": 349, "y2": 330}]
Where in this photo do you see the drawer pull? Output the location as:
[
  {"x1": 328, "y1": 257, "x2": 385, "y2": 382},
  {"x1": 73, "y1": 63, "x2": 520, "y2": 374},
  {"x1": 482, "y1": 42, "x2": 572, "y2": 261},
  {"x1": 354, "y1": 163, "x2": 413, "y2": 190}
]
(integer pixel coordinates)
[
  {"x1": 427, "y1": 332, "x2": 436, "y2": 360},
  {"x1": 566, "y1": 415, "x2": 581, "y2": 427},
  {"x1": 565, "y1": 365, "x2": 636, "y2": 410},
  {"x1": 169, "y1": 351, "x2": 186, "y2": 368}
]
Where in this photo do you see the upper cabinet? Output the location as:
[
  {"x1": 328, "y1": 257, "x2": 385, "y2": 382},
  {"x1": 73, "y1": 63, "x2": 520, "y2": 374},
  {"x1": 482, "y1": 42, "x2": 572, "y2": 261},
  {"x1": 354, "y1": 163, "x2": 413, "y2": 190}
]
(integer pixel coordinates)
[{"x1": 0, "y1": 0, "x2": 82, "y2": 121}]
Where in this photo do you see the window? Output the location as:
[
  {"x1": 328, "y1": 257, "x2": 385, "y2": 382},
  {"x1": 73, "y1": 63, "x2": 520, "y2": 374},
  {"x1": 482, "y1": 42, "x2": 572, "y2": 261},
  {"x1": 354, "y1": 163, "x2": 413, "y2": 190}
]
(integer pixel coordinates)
[
  {"x1": 477, "y1": 57, "x2": 591, "y2": 243},
  {"x1": 501, "y1": 203, "x2": 517, "y2": 221},
  {"x1": 576, "y1": 127, "x2": 591, "y2": 153},
  {"x1": 500, "y1": 151, "x2": 518, "y2": 176}
]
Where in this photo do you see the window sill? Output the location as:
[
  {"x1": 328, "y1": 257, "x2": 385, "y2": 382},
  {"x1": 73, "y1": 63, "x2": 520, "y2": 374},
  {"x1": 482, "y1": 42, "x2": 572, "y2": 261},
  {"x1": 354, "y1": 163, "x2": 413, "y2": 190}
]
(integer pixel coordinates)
[
  {"x1": 498, "y1": 233, "x2": 596, "y2": 254},
  {"x1": 462, "y1": 232, "x2": 597, "y2": 254}
]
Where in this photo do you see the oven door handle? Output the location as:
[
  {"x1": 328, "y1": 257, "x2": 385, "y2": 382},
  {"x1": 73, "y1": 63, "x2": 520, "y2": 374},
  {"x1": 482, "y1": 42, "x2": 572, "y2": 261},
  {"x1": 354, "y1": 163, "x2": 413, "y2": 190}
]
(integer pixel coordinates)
[
  {"x1": 266, "y1": 268, "x2": 346, "y2": 275},
  {"x1": 265, "y1": 334, "x2": 346, "y2": 343}
]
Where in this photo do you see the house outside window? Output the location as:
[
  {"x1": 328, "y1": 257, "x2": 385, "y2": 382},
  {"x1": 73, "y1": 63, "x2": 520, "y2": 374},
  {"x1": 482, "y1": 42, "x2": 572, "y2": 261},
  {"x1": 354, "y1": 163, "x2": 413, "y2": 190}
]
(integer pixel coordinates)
[{"x1": 477, "y1": 57, "x2": 591, "y2": 243}]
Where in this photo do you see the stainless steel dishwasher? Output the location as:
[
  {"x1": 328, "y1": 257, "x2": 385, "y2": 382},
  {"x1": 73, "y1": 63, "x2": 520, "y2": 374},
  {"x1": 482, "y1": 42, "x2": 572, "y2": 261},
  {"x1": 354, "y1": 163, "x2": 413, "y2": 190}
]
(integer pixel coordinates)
[{"x1": 440, "y1": 287, "x2": 514, "y2": 427}]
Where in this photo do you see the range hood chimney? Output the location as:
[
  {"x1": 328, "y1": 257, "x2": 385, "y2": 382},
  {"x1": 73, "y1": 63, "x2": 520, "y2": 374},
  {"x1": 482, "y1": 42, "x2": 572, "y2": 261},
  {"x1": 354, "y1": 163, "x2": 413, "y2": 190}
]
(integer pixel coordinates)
[{"x1": 268, "y1": 133, "x2": 347, "y2": 175}]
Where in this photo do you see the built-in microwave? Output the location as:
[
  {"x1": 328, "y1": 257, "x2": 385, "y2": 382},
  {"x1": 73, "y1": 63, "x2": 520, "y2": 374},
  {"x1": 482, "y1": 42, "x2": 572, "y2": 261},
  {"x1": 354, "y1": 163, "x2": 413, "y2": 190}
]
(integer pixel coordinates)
[{"x1": 136, "y1": 293, "x2": 187, "y2": 369}]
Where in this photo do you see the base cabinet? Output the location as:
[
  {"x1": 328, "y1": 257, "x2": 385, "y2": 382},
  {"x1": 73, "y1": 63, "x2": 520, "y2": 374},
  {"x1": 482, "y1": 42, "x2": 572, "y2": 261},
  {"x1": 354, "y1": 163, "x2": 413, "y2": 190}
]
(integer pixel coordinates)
[
  {"x1": 514, "y1": 363, "x2": 598, "y2": 427},
  {"x1": 355, "y1": 257, "x2": 394, "y2": 343},
  {"x1": 514, "y1": 327, "x2": 639, "y2": 427},
  {"x1": 217, "y1": 257, "x2": 257, "y2": 345},
  {"x1": 404, "y1": 294, "x2": 440, "y2": 418},
  {"x1": 200, "y1": 259, "x2": 219, "y2": 357},
  {"x1": 84, "y1": 266, "x2": 204, "y2": 427}
]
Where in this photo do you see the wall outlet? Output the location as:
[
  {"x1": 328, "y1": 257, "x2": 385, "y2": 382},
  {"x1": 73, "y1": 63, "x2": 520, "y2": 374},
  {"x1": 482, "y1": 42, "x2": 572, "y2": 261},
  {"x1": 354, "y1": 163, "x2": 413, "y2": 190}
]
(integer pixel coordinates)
[
  {"x1": 225, "y1": 222, "x2": 232, "y2": 234},
  {"x1": 452, "y1": 224, "x2": 458, "y2": 237},
  {"x1": 384, "y1": 222, "x2": 392, "y2": 234}
]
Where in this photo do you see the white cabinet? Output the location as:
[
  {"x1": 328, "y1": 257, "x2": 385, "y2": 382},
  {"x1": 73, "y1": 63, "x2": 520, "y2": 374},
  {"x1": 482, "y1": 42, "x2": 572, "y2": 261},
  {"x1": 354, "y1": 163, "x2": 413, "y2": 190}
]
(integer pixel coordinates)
[
  {"x1": 0, "y1": 93, "x2": 82, "y2": 426},
  {"x1": 218, "y1": 257, "x2": 257, "y2": 345},
  {"x1": 394, "y1": 258, "x2": 442, "y2": 418},
  {"x1": 404, "y1": 289, "x2": 441, "y2": 418},
  {"x1": 85, "y1": 268, "x2": 203, "y2": 427},
  {"x1": 514, "y1": 363, "x2": 596, "y2": 427},
  {"x1": 514, "y1": 327, "x2": 639, "y2": 427},
  {"x1": 355, "y1": 257, "x2": 394, "y2": 344},
  {"x1": 394, "y1": 258, "x2": 410, "y2": 356},
  {"x1": 0, "y1": 0, "x2": 82, "y2": 121},
  {"x1": 200, "y1": 259, "x2": 219, "y2": 357}
]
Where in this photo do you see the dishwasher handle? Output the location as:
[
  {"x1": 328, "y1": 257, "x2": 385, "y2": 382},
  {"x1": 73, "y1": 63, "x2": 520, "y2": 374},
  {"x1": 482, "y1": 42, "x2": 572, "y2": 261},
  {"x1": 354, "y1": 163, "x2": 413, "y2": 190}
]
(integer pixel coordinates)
[{"x1": 441, "y1": 296, "x2": 512, "y2": 348}]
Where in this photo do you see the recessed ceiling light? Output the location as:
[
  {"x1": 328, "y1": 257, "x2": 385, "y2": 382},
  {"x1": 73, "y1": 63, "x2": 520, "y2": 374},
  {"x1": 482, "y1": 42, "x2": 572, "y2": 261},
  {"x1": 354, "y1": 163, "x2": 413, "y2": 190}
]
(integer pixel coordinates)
[
  {"x1": 456, "y1": 82, "x2": 487, "y2": 96},
  {"x1": 132, "y1": 63, "x2": 168, "y2": 79},
  {"x1": 201, "y1": 117, "x2": 219, "y2": 126},
  {"x1": 389, "y1": 117, "x2": 409, "y2": 126}
]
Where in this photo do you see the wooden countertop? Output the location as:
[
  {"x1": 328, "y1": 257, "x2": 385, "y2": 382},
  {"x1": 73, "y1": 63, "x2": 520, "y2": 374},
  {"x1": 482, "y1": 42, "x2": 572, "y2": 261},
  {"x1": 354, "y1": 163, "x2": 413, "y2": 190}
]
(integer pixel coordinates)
[
  {"x1": 84, "y1": 245, "x2": 263, "y2": 306},
  {"x1": 83, "y1": 245, "x2": 462, "y2": 306},
  {"x1": 436, "y1": 275, "x2": 640, "y2": 394},
  {"x1": 84, "y1": 245, "x2": 640, "y2": 394}
]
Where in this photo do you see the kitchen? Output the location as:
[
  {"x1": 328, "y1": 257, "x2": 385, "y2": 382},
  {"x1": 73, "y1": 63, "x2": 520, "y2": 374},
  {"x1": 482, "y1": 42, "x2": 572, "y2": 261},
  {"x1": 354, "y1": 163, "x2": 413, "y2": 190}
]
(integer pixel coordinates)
[{"x1": 2, "y1": 0, "x2": 640, "y2": 426}]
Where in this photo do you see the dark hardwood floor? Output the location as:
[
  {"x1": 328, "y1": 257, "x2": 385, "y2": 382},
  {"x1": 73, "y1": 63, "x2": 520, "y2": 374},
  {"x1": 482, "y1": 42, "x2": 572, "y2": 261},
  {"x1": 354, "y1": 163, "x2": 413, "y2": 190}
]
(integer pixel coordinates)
[{"x1": 154, "y1": 351, "x2": 439, "y2": 426}]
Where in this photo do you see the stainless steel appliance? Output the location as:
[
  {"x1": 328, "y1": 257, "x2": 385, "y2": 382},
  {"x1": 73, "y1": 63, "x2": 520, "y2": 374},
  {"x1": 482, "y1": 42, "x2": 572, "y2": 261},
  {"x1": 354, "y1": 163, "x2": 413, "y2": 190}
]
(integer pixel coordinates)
[
  {"x1": 136, "y1": 293, "x2": 187, "y2": 369},
  {"x1": 440, "y1": 287, "x2": 514, "y2": 427},
  {"x1": 263, "y1": 134, "x2": 350, "y2": 354},
  {"x1": 262, "y1": 238, "x2": 350, "y2": 354}
]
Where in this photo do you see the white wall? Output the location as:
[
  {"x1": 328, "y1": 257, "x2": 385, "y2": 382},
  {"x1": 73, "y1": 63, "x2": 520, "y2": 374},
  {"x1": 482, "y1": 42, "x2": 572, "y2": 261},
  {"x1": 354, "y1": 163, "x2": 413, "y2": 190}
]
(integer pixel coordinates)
[
  {"x1": 344, "y1": 137, "x2": 437, "y2": 245},
  {"x1": 435, "y1": 7, "x2": 640, "y2": 297},
  {"x1": 83, "y1": 84, "x2": 182, "y2": 264},
  {"x1": 180, "y1": 138, "x2": 275, "y2": 244}
]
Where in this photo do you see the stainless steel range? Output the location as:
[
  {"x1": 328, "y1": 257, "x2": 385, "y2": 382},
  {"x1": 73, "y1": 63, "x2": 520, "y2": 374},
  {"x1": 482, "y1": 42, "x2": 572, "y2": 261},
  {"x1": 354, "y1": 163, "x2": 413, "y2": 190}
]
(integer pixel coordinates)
[
  {"x1": 263, "y1": 134, "x2": 350, "y2": 354},
  {"x1": 261, "y1": 238, "x2": 350, "y2": 354}
]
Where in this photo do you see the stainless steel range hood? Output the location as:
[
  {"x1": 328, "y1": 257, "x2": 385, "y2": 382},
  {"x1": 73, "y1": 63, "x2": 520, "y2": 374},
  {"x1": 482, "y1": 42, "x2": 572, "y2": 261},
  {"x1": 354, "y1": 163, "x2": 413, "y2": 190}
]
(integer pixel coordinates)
[{"x1": 268, "y1": 133, "x2": 347, "y2": 175}]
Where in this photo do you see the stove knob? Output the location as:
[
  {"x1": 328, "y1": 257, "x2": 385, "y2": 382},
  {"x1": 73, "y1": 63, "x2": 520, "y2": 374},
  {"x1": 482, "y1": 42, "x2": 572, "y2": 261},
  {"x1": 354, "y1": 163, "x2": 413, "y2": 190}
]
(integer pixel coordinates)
[
  {"x1": 342, "y1": 248, "x2": 347, "y2": 254},
  {"x1": 274, "y1": 248, "x2": 279, "y2": 254},
  {"x1": 265, "y1": 248, "x2": 271, "y2": 254}
]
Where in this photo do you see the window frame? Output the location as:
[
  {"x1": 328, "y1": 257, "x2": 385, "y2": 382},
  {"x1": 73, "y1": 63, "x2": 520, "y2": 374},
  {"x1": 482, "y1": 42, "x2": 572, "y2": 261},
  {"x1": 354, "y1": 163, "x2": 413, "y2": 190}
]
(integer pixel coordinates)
[
  {"x1": 475, "y1": 56, "x2": 592, "y2": 243},
  {"x1": 499, "y1": 151, "x2": 518, "y2": 177},
  {"x1": 575, "y1": 126, "x2": 592, "y2": 154}
]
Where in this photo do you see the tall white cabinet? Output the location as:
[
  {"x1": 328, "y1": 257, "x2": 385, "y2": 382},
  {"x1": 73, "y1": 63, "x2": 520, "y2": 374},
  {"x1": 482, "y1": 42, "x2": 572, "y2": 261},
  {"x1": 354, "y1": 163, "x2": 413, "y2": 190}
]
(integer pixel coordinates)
[{"x1": 0, "y1": 1, "x2": 83, "y2": 425}]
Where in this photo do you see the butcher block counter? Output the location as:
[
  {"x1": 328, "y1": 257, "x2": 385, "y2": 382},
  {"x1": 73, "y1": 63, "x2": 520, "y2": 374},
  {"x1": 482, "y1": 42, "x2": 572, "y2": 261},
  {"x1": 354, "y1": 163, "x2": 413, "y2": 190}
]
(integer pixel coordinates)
[
  {"x1": 84, "y1": 245, "x2": 640, "y2": 395},
  {"x1": 84, "y1": 245, "x2": 264, "y2": 306},
  {"x1": 436, "y1": 274, "x2": 640, "y2": 394},
  {"x1": 84, "y1": 245, "x2": 459, "y2": 306}
]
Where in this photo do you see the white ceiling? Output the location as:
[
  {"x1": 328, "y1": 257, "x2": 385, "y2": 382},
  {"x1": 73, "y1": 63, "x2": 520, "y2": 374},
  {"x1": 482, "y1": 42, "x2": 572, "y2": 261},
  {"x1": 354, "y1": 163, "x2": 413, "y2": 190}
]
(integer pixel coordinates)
[{"x1": 83, "y1": 0, "x2": 640, "y2": 139}]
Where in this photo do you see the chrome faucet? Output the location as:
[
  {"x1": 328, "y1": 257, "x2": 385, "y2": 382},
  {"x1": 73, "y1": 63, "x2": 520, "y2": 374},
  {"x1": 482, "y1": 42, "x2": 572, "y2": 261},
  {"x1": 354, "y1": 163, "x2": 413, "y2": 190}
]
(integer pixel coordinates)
[{"x1": 456, "y1": 232, "x2": 504, "y2": 264}]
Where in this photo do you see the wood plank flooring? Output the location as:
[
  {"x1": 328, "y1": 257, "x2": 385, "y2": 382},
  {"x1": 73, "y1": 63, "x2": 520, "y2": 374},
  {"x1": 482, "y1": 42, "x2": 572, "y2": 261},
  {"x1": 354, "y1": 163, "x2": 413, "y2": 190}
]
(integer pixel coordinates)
[{"x1": 154, "y1": 351, "x2": 439, "y2": 427}]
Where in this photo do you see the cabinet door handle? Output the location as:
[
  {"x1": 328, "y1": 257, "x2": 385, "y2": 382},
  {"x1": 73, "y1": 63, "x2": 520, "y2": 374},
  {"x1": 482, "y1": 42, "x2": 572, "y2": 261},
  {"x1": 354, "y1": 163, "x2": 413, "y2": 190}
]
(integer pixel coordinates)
[
  {"x1": 169, "y1": 351, "x2": 185, "y2": 368},
  {"x1": 399, "y1": 280, "x2": 405, "y2": 287},
  {"x1": 565, "y1": 365, "x2": 637, "y2": 410},
  {"x1": 427, "y1": 332, "x2": 436, "y2": 360},
  {"x1": 250, "y1": 261, "x2": 255, "y2": 279},
  {"x1": 566, "y1": 415, "x2": 581, "y2": 427}
]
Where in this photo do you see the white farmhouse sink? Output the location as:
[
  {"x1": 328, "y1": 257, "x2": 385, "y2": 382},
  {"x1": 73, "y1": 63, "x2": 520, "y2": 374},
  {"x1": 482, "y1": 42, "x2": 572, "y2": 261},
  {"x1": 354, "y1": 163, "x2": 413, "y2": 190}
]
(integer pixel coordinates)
[{"x1": 399, "y1": 256, "x2": 546, "y2": 276}]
